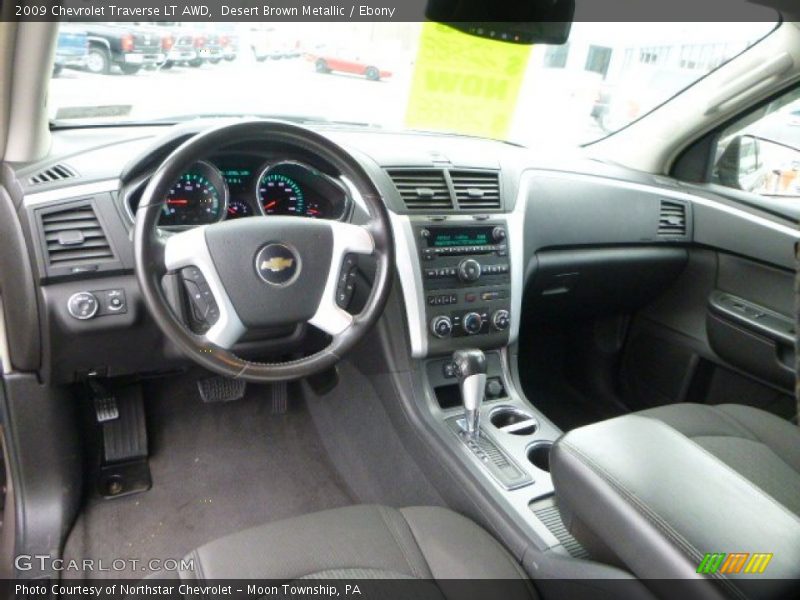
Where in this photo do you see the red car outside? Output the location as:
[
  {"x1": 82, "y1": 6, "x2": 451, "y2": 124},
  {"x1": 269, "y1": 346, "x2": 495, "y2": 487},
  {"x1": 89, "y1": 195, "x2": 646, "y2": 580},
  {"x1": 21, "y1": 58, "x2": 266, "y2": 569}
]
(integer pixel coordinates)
[{"x1": 307, "y1": 50, "x2": 392, "y2": 81}]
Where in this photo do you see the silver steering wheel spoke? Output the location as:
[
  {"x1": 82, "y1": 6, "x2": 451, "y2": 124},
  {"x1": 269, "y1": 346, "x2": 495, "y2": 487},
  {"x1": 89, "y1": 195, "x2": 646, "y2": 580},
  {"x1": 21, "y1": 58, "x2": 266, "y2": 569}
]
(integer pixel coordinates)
[
  {"x1": 163, "y1": 227, "x2": 246, "y2": 349},
  {"x1": 308, "y1": 221, "x2": 375, "y2": 336}
]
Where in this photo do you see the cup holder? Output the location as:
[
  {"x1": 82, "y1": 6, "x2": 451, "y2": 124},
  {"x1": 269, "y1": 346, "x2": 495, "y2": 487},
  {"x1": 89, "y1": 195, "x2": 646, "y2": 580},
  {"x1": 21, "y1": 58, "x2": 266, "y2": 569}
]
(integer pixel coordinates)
[
  {"x1": 490, "y1": 407, "x2": 538, "y2": 436},
  {"x1": 527, "y1": 442, "x2": 553, "y2": 473}
]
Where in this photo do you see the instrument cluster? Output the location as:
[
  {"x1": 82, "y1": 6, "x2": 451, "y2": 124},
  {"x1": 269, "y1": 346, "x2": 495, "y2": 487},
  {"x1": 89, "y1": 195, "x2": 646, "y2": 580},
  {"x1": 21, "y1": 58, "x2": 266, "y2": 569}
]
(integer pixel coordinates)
[{"x1": 128, "y1": 155, "x2": 350, "y2": 227}]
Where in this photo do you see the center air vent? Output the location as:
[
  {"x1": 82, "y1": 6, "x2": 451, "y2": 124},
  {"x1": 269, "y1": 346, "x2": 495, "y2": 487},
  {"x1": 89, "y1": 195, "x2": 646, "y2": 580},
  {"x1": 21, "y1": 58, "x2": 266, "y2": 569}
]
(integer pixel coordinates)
[
  {"x1": 451, "y1": 171, "x2": 501, "y2": 209},
  {"x1": 658, "y1": 200, "x2": 687, "y2": 237},
  {"x1": 29, "y1": 163, "x2": 77, "y2": 186},
  {"x1": 386, "y1": 169, "x2": 453, "y2": 211},
  {"x1": 40, "y1": 202, "x2": 114, "y2": 266}
]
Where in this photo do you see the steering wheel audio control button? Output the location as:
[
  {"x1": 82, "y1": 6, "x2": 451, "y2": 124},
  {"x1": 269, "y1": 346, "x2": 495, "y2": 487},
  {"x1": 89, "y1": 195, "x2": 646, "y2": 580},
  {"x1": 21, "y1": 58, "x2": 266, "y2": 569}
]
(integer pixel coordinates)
[
  {"x1": 68, "y1": 292, "x2": 99, "y2": 320},
  {"x1": 336, "y1": 253, "x2": 359, "y2": 309},
  {"x1": 181, "y1": 267, "x2": 220, "y2": 330}
]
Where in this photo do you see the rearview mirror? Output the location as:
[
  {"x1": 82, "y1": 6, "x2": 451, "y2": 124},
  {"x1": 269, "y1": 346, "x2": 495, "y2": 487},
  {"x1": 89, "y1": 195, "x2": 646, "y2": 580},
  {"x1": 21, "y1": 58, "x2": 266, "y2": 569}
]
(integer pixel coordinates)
[{"x1": 425, "y1": 0, "x2": 574, "y2": 44}]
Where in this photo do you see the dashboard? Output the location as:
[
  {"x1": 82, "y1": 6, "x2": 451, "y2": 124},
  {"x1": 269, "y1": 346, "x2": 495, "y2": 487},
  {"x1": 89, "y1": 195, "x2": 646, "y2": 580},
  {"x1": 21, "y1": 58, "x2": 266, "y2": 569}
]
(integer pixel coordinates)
[
  {"x1": 126, "y1": 153, "x2": 351, "y2": 227},
  {"x1": 4, "y1": 121, "x2": 798, "y2": 385}
]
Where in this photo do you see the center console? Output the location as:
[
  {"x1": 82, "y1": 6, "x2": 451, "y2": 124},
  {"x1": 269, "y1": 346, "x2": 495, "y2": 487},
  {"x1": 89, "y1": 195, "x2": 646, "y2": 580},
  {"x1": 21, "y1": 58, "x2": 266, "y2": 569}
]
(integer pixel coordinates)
[
  {"x1": 387, "y1": 172, "x2": 579, "y2": 558},
  {"x1": 415, "y1": 221, "x2": 512, "y2": 354}
]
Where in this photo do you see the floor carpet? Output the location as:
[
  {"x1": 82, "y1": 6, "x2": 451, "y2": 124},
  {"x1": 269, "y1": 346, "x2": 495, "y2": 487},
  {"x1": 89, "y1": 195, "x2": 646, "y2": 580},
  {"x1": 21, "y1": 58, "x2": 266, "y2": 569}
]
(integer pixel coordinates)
[{"x1": 62, "y1": 372, "x2": 354, "y2": 579}]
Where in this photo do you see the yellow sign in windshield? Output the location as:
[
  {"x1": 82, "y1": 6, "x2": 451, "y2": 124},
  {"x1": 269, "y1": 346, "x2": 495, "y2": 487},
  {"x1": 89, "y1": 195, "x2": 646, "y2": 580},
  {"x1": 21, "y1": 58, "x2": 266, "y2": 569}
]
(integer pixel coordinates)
[{"x1": 405, "y1": 23, "x2": 532, "y2": 140}]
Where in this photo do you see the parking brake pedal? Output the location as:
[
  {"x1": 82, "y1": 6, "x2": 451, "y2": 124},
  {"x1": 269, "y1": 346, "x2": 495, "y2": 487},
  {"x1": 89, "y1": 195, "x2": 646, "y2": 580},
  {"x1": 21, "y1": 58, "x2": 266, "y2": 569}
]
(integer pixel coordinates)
[
  {"x1": 198, "y1": 376, "x2": 246, "y2": 403},
  {"x1": 91, "y1": 383, "x2": 151, "y2": 499}
]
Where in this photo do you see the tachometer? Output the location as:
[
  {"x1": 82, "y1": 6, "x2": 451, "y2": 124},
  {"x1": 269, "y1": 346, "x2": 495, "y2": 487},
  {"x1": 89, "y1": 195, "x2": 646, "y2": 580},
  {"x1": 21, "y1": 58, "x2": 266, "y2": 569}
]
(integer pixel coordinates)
[{"x1": 161, "y1": 161, "x2": 228, "y2": 227}]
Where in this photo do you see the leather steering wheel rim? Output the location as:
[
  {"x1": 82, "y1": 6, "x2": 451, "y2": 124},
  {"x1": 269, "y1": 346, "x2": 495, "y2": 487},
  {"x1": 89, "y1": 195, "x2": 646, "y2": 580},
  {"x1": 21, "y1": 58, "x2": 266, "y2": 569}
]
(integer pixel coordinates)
[{"x1": 133, "y1": 120, "x2": 394, "y2": 382}]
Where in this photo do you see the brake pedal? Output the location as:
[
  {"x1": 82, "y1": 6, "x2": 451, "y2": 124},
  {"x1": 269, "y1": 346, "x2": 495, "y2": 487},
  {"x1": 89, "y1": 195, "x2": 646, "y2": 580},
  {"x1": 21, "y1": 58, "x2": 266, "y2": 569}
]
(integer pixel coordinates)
[{"x1": 198, "y1": 376, "x2": 246, "y2": 403}]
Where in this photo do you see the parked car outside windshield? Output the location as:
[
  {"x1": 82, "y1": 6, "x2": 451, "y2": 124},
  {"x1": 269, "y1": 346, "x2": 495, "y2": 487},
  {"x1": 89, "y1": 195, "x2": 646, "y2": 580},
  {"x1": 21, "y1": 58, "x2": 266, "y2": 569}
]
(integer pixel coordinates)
[{"x1": 48, "y1": 19, "x2": 776, "y2": 149}]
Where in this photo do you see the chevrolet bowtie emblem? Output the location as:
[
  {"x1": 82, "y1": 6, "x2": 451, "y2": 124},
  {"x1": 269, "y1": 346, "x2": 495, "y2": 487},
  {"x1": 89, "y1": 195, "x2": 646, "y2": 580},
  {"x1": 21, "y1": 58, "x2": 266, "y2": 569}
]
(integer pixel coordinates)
[
  {"x1": 261, "y1": 257, "x2": 294, "y2": 273},
  {"x1": 255, "y1": 243, "x2": 300, "y2": 286}
]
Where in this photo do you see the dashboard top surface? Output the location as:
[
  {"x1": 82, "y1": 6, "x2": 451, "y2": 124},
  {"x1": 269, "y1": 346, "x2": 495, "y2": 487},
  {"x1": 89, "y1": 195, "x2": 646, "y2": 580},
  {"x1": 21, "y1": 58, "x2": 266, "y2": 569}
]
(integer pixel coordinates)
[{"x1": 9, "y1": 121, "x2": 667, "y2": 200}]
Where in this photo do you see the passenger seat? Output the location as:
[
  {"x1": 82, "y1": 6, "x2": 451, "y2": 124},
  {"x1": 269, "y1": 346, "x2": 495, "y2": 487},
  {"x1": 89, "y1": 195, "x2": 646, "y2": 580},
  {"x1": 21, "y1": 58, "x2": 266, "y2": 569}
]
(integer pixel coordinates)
[{"x1": 638, "y1": 403, "x2": 800, "y2": 516}]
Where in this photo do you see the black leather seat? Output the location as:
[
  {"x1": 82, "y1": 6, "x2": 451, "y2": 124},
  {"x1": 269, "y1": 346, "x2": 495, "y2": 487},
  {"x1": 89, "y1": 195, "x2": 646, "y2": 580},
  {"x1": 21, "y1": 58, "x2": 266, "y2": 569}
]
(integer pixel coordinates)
[{"x1": 177, "y1": 504, "x2": 537, "y2": 599}]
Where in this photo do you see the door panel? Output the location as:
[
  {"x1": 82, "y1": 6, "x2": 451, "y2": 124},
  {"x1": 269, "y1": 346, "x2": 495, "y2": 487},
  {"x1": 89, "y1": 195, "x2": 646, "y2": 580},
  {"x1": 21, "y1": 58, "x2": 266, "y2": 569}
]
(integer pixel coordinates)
[{"x1": 621, "y1": 247, "x2": 796, "y2": 418}]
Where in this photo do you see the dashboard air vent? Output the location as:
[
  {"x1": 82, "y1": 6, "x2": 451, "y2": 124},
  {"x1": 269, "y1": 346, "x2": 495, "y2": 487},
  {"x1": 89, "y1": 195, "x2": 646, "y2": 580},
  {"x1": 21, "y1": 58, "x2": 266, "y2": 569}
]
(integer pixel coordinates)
[
  {"x1": 387, "y1": 169, "x2": 453, "y2": 210},
  {"x1": 658, "y1": 200, "x2": 687, "y2": 237},
  {"x1": 29, "y1": 163, "x2": 77, "y2": 186},
  {"x1": 451, "y1": 171, "x2": 501, "y2": 210},
  {"x1": 40, "y1": 203, "x2": 114, "y2": 266}
]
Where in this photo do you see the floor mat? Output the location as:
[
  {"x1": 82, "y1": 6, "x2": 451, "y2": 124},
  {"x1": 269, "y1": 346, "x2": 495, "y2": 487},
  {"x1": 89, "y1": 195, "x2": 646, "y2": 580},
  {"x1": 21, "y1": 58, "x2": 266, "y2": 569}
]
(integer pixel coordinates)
[{"x1": 62, "y1": 372, "x2": 354, "y2": 579}]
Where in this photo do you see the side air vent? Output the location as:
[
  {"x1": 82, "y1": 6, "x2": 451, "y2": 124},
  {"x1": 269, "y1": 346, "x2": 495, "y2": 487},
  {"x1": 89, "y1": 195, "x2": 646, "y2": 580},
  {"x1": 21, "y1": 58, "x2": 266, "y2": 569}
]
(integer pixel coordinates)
[
  {"x1": 40, "y1": 202, "x2": 114, "y2": 266},
  {"x1": 387, "y1": 169, "x2": 453, "y2": 210},
  {"x1": 658, "y1": 200, "x2": 687, "y2": 237},
  {"x1": 451, "y1": 171, "x2": 501, "y2": 210},
  {"x1": 29, "y1": 163, "x2": 77, "y2": 186}
]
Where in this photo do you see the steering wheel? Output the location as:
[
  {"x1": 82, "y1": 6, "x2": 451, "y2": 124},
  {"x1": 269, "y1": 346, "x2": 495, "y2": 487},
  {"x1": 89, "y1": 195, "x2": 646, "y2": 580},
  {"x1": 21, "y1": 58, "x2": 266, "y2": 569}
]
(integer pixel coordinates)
[{"x1": 133, "y1": 120, "x2": 394, "y2": 382}]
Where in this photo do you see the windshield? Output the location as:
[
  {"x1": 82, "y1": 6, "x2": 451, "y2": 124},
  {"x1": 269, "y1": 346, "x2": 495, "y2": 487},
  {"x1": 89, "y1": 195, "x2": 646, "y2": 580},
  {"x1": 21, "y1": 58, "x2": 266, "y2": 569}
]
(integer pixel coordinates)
[{"x1": 50, "y1": 19, "x2": 777, "y2": 148}]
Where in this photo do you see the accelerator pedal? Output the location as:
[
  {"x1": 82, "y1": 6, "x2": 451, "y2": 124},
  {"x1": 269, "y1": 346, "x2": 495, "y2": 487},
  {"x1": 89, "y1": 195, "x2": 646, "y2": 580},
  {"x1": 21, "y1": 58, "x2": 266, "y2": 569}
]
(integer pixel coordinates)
[
  {"x1": 198, "y1": 376, "x2": 246, "y2": 403},
  {"x1": 271, "y1": 381, "x2": 288, "y2": 414}
]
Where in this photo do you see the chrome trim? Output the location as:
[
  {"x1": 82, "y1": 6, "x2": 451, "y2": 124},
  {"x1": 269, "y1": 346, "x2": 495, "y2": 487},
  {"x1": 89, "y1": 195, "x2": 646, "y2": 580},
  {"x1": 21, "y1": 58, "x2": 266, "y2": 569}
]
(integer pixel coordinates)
[
  {"x1": 308, "y1": 221, "x2": 374, "y2": 336},
  {"x1": 507, "y1": 173, "x2": 530, "y2": 346},
  {"x1": 163, "y1": 225, "x2": 246, "y2": 349},
  {"x1": 23, "y1": 179, "x2": 120, "y2": 207},
  {"x1": 388, "y1": 212, "x2": 428, "y2": 357},
  {"x1": 0, "y1": 296, "x2": 12, "y2": 375}
]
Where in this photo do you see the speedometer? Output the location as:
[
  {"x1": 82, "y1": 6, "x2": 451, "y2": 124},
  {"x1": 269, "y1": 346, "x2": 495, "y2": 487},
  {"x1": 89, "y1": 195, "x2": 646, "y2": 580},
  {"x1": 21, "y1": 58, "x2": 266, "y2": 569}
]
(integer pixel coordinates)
[
  {"x1": 259, "y1": 173, "x2": 306, "y2": 216},
  {"x1": 161, "y1": 161, "x2": 228, "y2": 227},
  {"x1": 256, "y1": 162, "x2": 327, "y2": 218}
]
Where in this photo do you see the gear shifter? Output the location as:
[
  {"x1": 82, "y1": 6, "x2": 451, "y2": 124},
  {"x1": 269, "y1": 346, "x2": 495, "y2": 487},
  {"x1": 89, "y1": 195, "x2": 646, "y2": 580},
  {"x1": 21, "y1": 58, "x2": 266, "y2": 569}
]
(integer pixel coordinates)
[{"x1": 453, "y1": 349, "x2": 487, "y2": 439}]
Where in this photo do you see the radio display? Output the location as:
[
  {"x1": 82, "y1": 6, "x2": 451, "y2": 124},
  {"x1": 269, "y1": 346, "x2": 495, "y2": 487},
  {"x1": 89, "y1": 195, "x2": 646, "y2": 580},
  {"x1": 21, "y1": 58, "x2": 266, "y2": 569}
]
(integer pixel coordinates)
[{"x1": 427, "y1": 227, "x2": 493, "y2": 248}]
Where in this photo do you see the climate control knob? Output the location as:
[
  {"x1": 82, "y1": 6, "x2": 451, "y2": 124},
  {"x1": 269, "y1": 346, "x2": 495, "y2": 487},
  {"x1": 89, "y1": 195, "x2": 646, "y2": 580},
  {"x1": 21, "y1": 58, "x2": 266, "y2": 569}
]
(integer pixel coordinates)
[
  {"x1": 457, "y1": 259, "x2": 482, "y2": 283},
  {"x1": 492, "y1": 309, "x2": 510, "y2": 331},
  {"x1": 67, "y1": 292, "x2": 99, "y2": 320},
  {"x1": 430, "y1": 316, "x2": 453, "y2": 339},
  {"x1": 463, "y1": 312, "x2": 483, "y2": 335}
]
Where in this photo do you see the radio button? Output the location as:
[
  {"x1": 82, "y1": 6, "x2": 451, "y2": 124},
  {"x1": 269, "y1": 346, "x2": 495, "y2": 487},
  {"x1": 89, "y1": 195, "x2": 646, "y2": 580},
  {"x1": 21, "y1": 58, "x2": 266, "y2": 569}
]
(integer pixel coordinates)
[{"x1": 457, "y1": 259, "x2": 482, "y2": 283}]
